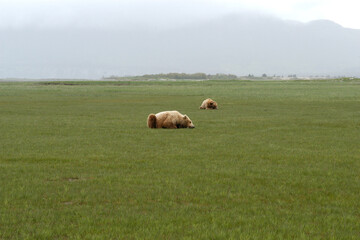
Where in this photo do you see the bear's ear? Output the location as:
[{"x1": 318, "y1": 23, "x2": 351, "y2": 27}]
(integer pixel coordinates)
[{"x1": 183, "y1": 115, "x2": 188, "y2": 119}]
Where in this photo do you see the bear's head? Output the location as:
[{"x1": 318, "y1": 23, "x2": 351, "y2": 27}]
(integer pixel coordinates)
[
  {"x1": 209, "y1": 100, "x2": 218, "y2": 109},
  {"x1": 183, "y1": 115, "x2": 195, "y2": 128}
]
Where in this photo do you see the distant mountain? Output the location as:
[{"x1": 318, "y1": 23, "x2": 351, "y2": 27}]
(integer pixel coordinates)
[{"x1": 1, "y1": 14, "x2": 359, "y2": 79}]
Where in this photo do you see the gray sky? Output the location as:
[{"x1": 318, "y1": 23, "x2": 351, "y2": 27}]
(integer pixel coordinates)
[
  {"x1": 1, "y1": 0, "x2": 359, "y2": 79},
  {"x1": 0, "y1": 0, "x2": 360, "y2": 30}
]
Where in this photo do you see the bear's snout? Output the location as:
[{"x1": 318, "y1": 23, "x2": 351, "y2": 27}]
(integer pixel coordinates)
[{"x1": 189, "y1": 125, "x2": 195, "y2": 128}]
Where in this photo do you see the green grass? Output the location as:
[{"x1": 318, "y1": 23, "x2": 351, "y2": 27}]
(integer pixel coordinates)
[{"x1": 1, "y1": 79, "x2": 359, "y2": 239}]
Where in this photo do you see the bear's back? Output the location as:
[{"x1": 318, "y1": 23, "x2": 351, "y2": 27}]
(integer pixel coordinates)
[{"x1": 155, "y1": 110, "x2": 181, "y2": 119}]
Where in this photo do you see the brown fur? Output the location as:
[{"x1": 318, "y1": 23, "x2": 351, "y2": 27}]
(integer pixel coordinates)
[
  {"x1": 199, "y1": 98, "x2": 218, "y2": 109},
  {"x1": 147, "y1": 114, "x2": 157, "y2": 128},
  {"x1": 147, "y1": 111, "x2": 195, "y2": 129}
]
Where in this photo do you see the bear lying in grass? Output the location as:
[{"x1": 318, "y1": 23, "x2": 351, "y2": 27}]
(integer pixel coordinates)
[
  {"x1": 147, "y1": 111, "x2": 195, "y2": 129},
  {"x1": 199, "y1": 98, "x2": 218, "y2": 109}
]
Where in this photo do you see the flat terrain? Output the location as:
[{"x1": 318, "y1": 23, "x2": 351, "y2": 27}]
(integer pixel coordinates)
[{"x1": 1, "y1": 80, "x2": 359, "y2": 239}]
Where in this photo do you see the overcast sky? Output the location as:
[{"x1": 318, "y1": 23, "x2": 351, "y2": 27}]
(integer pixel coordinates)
[{"x1": 0, "y1": 0, "x2": 360, "y2": 30}]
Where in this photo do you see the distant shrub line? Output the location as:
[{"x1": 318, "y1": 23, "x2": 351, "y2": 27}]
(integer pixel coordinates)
[
  {"x1": 143, "y1": 73, "x2": 238, "y2": 80},
  {"x1": 104, "y1": 73, "x2": 359, "y2": 81},
  {"x1": 106, "y1": 73, "x2": 239, "y2": 80}
]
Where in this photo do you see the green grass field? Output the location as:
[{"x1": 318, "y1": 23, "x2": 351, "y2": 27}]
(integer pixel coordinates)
[{"x1": 1, "y1": 80, "x2": 359, "y2": 239}]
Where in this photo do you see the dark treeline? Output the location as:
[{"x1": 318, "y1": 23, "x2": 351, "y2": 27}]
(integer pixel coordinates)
[
  {"x1": 140, "y1": 73, "x2": 238, "y2": 80},
  {"x1": 106, "y1": 72, "x2": 337, "y2": 80}
]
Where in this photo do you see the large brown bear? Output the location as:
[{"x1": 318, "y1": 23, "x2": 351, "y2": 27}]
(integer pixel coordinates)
[
  {"x1": 199, "y1": 98, "x2": 218, "y2": 109},
  {"x1": 147, "y1": 111, "x2": 195, "y2": 129}
]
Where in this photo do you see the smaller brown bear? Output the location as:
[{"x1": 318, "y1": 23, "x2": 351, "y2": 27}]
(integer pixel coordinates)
[
  {"x1": 199, "y1": 98, "x2": 218, "y2": 109},
  {"x1": 147, "y1": 110, "x2": 195, "y2": 129}
]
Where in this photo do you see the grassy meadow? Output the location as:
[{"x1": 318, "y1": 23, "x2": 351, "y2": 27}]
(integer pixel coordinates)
[{"x1": 0, "y1": 79, "x2": 359, "y2": 239}]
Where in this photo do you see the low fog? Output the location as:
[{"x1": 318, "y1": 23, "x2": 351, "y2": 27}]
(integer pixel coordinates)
[{"x1": 1, "y1": 6, "x2": 360, "y2": 79}]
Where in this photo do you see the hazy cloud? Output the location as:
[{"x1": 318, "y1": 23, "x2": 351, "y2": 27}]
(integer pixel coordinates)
[
  {"x1": 1, "y1": 0, "x2": 359, "y2": 79},
  {"x1": 0, "y1": 0, "x2": 359, "y2": 29}
]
